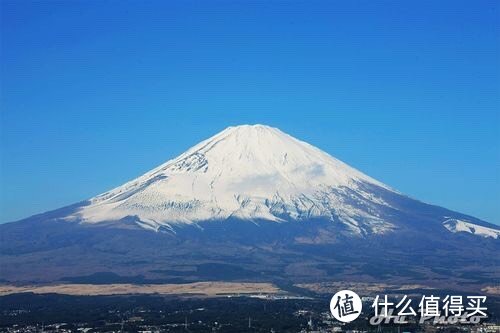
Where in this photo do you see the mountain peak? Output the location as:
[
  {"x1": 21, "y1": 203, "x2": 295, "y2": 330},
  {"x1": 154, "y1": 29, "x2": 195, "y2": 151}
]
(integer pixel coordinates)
[
  {"x1": 225, "y1": 123, "x2": 275, "y2": 130},
  {"x1": 72, "y1": 125, "x2": 395, "y2": 233},
  {"x1": 214, "y1": 124, "x2": 277, "y2": 138},
  {"x1": 216, "y1": 124, "x2": 290, "y2": 141}
]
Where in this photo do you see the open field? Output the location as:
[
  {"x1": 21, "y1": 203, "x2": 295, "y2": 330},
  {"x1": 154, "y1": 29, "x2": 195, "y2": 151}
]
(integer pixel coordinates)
[
  {"x1": 295, "y1": 282, "x2": 433, "y2": 296},
  {"x1": 296, "y1": 282, "x2": 500, "y2": 296},
  {"x1": 0, "y1": 282, "x2": 281, "y2": 297}
]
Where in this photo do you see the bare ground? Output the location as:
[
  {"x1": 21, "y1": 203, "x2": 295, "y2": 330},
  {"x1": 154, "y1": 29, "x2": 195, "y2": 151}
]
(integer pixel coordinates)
[{"x1": 0, "y1": 282, "x2": 281, "y2": 297}]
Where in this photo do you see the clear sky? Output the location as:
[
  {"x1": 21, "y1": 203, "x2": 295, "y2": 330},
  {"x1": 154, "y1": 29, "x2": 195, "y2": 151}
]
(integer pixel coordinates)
[{"x1": 1, "y1": 0, "x2": 499, "y2": 224}]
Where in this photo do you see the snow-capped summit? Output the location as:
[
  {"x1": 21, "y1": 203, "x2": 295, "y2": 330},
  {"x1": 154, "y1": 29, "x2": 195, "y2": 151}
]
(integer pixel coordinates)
[{"x1": 73, "y1": 125, "x2": 396, "y2": 233}]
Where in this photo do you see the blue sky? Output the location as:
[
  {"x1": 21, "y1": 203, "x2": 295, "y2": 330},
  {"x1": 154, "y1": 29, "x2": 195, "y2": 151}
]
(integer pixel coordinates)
[{"x1": 1, "y1": 0, "x2": 499, "y2": 224}]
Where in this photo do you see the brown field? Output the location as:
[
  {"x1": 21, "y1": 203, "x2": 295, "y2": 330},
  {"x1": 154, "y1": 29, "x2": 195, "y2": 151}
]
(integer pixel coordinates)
[
  {"x1": 0, "y1": 282, "x2": 281, "y2": 297},
  {"x1": 295, "y1": 282, "x2": 433, "y2": 296},
  {"x1": 481, "y1": 286, "x2": 500, "y2": 296}
]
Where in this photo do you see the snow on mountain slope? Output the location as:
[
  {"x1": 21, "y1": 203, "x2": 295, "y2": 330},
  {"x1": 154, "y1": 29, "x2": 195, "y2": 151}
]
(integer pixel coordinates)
[
  {"x1": 70, "y1": 125, "x2": 398, "y2": 234},
  {"x1": 443, "y1": 219, "x2": 500, "y2": 239}
]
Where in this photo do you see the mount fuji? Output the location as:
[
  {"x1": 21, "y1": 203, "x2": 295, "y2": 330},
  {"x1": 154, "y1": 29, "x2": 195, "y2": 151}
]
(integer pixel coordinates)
[{"x1": 1, "y1": 125, "x2": 498, "y2": 291}]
